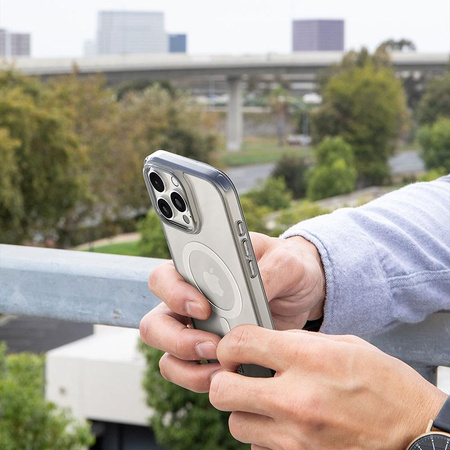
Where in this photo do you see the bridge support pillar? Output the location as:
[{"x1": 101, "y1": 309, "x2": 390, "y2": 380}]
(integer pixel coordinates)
[{"x1": 226, "y1": 75, "x2": 243, "y2": 152}]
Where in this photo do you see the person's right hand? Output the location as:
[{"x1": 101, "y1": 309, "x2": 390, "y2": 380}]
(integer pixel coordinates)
[{"x1": 139, "y1": 232, "x2": 326, "y2": 393}]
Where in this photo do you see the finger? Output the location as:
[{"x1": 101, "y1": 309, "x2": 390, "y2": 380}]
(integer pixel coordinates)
[
  {"x1": 149, "y1": 260, "x2": 211, "y2": 320},
  {"x1": 248, "y1": 232, "x2": 272, "y2": 261},
  {"x1": 209, "y1": 370, "x2": 275, "y2": 416},
  {"x1": 140, "y1": 303, "x2": 221, "y2": 361},
  {"x1": 228, "y1": 411, "x2": 276, "y2": 448},
  {"x1": 217, "y1": 324, "x2": 309, "y2": 373},
  {"x1": 253, "y1": 237, "x2": 306, "y2": 303},
  {"x1": 159, "y1": 353, "x2": 221, "y2": 393}
]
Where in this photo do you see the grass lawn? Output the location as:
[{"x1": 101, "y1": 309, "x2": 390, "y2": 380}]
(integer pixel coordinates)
[
  {"x1": 86, "y1": 240, "x2": 141, "y2": 256},
  {"x1": 217, "y1": 137, "x2": 313, "y2": 167}
]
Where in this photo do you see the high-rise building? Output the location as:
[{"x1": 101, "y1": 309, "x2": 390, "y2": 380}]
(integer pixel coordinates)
[
  {"x1": 97, "y1": 11, "x2": 168, "y2": 55},
  {"x1": 292, "y1": 20, "x2": 344, "y2": 52},
  {"x1": 0, "y1": 29, "x2": 31, "y2": 57},
  {"x1": 169, "y1": 34, "x2": 187, "y2": 53}
]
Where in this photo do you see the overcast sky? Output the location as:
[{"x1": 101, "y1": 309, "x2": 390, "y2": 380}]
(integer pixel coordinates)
[{"x1": 1, "y1": 0, "x2": 449, "y2": 58}]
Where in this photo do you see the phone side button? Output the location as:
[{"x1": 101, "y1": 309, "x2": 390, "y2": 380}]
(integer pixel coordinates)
[
  {"x1": 248, "y1": 260, "x2": 257, "y2": 278},
  {"x1": 236, "y1": 220, "x2": 245, "y2": 237},
  {"x1": 242, "y1": 238, "x2": 251, "y2": 258},
  {"x1": 220, "y1": 317, "x2": 231, "y2": 334}
]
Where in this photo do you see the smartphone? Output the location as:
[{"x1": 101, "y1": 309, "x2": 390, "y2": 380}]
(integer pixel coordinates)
[{"x1": 143, "y1": 150, "x2": 274, "y2": 377}]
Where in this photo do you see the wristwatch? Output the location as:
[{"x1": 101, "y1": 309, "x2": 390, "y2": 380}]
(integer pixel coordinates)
[{"x1": 407, "y1": 396, "x2": 450, "y2": 449}]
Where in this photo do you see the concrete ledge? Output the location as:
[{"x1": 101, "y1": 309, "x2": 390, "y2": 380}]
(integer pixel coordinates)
[
  {"x1": 1, "y1": 244, "x2": 449, "y2": 381},
  {"x1": 0, "y1": 244, "x2": 164, "y2": 328}
]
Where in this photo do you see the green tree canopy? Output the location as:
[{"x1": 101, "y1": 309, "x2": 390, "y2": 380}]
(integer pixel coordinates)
[
  {"x1": 377, "y1": 38, "x2": 416, "y2": 52},
  {"x1": 139, "y1": 342, "x2": 247, "y2": 449},
  {"x1": 307, "y1": 136, "x2": 357, "y2": 201},
  {"x1": 417, "y1": 73, "x2": 450, "y2": 125},
  {"x1": 1, "y1": 71, "x2": 218, "y2": 246},
  {"x1": 312, "y1": 48, "x2": 408, "y2": 187},
  {"x1": 0, "y1": 343, "x2": 94, "y2": 449},
  {"x1": 417, "y1": 117, "x2": 450, "y2": 172},
  {"x1": 0, "y1": 70, "x2": 86, "y2": 244}
]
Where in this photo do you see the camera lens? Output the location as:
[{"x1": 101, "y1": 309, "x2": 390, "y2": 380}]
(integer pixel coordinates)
[
  {"x1": 158, "y1": 198, "x2": 173, "y2": 219},
  {"x1": 150, "y1": 172, "x2": 165, "y2": 192},
  {"x1": 171, "y1": 192, "x2": 186, "y2": 212}
]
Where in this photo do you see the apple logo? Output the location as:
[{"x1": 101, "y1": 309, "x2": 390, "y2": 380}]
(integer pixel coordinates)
[{"x1": 203, "y1": 268, "x2": 224, "y2": 297}]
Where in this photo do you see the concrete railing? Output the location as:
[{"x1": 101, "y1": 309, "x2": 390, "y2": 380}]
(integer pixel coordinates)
[{"x1": 1, "y1": 244, "x2": 449, "y2": 384}]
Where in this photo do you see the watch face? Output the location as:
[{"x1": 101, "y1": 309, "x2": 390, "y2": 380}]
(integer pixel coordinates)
[{"x1": 409, "y1": 433, "x2": 450, "y2": 450}]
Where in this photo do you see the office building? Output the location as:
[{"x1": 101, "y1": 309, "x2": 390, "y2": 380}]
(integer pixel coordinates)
[
  {"x1": 169, "y1": 34, "x2": 187, "y2": 53},
  {"x1": 292, "y1": 20, "x2": 344, "y2": 51},
  {"x1": 0, "y1": 29, "x2": 31, "y2": 57},
  {"x1": 97, "y1": 11, "x2": 167, "y2": 55}
]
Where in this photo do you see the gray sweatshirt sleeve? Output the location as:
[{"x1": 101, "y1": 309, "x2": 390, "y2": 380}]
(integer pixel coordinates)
[{"x1": 281, "y1": 176, "x2": 450, "y2": 337}]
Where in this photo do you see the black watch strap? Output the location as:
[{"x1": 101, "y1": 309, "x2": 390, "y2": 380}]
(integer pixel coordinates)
[
  {"x1": 303, "y1": 317, "x2": 324, "y2": 332},
  {"x1": 434, "y1": 396, "x2": 450, "y2": 433}
]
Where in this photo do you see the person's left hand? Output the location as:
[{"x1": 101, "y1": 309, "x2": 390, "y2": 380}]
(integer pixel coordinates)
[{"x1": 209, "y1": 324, "x2": 448, "y2": 450}]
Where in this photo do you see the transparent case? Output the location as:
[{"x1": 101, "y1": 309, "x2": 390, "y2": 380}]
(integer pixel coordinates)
[{"x1": 143, "y1": 150, "x2": 274, "y2": 377}]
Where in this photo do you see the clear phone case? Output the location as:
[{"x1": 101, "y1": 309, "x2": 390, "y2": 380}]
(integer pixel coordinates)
[{"x1": 143, "y1": 150, "x2": 274, "y2": 377}]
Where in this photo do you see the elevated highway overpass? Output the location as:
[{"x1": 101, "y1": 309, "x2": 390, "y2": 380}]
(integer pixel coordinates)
[{"x1": 4, "y1": 52, "x2": 448, "y2": 150}]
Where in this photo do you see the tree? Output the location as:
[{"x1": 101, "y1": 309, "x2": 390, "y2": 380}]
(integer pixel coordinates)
[
  {"x1": 0, "y1": 70, "x2": 86, "y2": 244},
  {"x1": 312, "y1": 48, "x2": 408, "y2": 186},
  {"x1": 47, "y1": 73, "x2": 118, "y2": 246},
  {"x1": 417, "y1": 73, "x2": 450, "y2": 125},
  {"x1": 47, "y1": 76, "x2": 218, "y2": 246},
  {"x1": 271, "y1": 154, "x2": 310, "y2": 199},
  {"x1": 307, "y1": 137, "x2": 357, "y2": 201},
  {"x1": 417, "y1": 117, "x2": 450, "y2": 172},
  {"x1": 0, "y1": 343, "x2": 94, "y2": 449},
  {"x1": 137, "y1": 210, "x2": 170, "y2": 258},
  {"x1": 377, "y1": 38, "x2": 416, "y2": 52},
  {"x1": 267, "y1": 86, "x2": 290, "y2": 146},
  {"x1": 139, "y1": 342, "x2": 247, "y2": 450}
]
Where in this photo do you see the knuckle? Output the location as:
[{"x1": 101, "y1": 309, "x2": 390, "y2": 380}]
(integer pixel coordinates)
[
  {"x1": 226, "y1": 325, "x2": 251, "y2": 358},
  {"x1": 173, "y1": 326, "x2": 194, "y2": 359},
  {"x1": 148, "y1": 265, "x2": 163, "y2": 291}
]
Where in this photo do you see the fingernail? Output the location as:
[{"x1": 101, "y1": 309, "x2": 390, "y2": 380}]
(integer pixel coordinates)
[
  {"x1": 195, "y1": 341, "x2": 217, "y2": 360},
  {"x1": 186, "y1": 301, "x2": 205, "y2": 318}
]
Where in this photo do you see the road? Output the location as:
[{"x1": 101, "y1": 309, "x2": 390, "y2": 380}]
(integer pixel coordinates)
[{"x1": 226, "y1": 150, "x2": 424, "y2": 194}]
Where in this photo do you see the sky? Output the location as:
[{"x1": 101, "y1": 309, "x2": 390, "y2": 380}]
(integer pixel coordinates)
[{"x1": 1, "y1": 0, "x2": 449, "y2": 58}]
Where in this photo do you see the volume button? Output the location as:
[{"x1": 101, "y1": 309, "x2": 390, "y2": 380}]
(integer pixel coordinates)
[
  {"x1": 236, "y1": 220, "x2": 245, "y2": 237},
  {"x1": 242, "y1": 238, "x2": 251, "y2": 258},
  {"x1": 248, "y1": 260, "x2": 257, "y2": 278}
]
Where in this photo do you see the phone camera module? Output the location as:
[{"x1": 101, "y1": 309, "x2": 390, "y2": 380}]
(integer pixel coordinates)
[
  {"x1": 150, "y1": 172, "x2": 165, "y2": 193},
  {"x1": 158, "y1": 198, "x2": 173, "y2": 219},
  {"x1": 171, "y1": 192, "x2": 187, "y2": 212}
]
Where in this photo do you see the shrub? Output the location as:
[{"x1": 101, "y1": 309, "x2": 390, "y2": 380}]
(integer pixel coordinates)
[
  {"x1": 417, "y1": 73, "x2": 450, "y2": 125},
  {"x1": 417, "y1": 117, "x2": 450, "y2": 173},
  {"x1": 307, "y1": 137, "x2": 357, "y2": 201},
  {"x1": 137, "y1": 210, "x2": 170, "y2": 259},
  {"x1": 243, "y1": 177, "x2": 292, "y2": 211},
  {"x1": 139, "y1": 342, "x2": 248, "y2": 450},
  {"x1": 271, "y1": 154, "x2": 309, "y2": 199},
  {"x1": 418, "y1": 168, "x2": 448, "y2": 182},
  {"x1": 0, "y1": 343, "x2": 94, "y2": 450}
]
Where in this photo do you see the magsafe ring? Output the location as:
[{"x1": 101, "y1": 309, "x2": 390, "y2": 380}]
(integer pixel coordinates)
[{"x1": 182, "y1": 242, "x2": 243, "y2": 319}]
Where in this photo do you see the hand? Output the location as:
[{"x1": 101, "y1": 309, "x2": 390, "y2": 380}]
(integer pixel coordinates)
[
  {"x1": 209, "y1": 325, "x2": 448, "y2": 450},
  {"x1": 140, "y1": 233, "x2": 326, "y2": 392}
]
